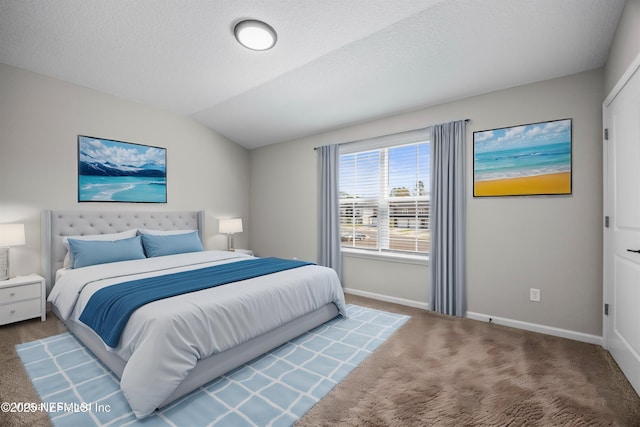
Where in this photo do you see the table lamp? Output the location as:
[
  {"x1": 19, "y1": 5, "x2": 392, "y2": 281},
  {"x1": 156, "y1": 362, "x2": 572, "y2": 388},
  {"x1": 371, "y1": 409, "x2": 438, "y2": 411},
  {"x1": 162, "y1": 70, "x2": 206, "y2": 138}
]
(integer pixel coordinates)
[{"x1": 219, "y1": 218, "x2": 243, "y2": 251}]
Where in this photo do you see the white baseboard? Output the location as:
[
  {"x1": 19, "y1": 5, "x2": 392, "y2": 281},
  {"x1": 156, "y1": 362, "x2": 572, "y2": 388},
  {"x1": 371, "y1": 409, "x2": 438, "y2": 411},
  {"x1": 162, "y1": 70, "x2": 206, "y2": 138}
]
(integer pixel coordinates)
[
  {"x1": 466, "y1": 311, "x2": 603, "y2": 346},
  {"x1": 343, "y1": 288, "x2": 429, "y2": 310},
  {"x1": 343, "y1": 288, "x2": 602, "y2": 345}
]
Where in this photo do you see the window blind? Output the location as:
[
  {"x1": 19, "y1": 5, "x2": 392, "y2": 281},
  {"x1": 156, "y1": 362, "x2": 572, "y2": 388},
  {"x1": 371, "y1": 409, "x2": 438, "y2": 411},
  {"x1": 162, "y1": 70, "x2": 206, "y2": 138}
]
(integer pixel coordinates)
[{"x1": 339, "y1": 128, "x2": 431, "y2": 255}]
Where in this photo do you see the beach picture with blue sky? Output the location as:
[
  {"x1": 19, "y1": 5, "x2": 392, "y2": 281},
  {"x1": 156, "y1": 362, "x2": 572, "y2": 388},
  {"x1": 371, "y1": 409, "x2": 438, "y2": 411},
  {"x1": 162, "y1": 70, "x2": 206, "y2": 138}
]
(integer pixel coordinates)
[
  {"x1": 78, "y1": 135, "x2": 167, "y2": 203},
  {"x1": 473, "y1": 119, "x2": 572, "y2": 197}
]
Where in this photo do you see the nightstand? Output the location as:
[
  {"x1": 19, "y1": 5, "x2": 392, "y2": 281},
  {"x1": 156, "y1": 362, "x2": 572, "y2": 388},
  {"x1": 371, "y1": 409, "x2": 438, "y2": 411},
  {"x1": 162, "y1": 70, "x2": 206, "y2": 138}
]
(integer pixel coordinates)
[
  {"x1": 234, "y1": 249, "x2": 254, "y2": 256},
  {"x1": 0, "y1": 274, "x2": 46, "y2": 325}
]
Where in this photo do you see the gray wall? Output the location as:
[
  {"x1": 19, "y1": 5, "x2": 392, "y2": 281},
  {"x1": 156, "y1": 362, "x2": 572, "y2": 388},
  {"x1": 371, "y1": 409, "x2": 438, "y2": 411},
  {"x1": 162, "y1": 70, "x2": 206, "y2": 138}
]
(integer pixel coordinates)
[
  {"x1": 604, "y1": 0, "x2": 640, "y2": 96},
  {"x1": 0, "y1": 64, "x2": 251, "y2": 277},
  {"x1": 250, "y1": 68, "x2": 604, "y2": 336}
]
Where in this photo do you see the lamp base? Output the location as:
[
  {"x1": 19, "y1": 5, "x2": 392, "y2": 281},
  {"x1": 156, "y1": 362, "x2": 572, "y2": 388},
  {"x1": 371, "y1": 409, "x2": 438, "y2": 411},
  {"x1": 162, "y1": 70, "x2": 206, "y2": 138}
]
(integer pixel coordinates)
[
  {"x1": 227, "y1": 235, "x2": 235, "y2": 252},
  {"x1": 0, "y1": 247, "x2": 9, "y2": 280}
]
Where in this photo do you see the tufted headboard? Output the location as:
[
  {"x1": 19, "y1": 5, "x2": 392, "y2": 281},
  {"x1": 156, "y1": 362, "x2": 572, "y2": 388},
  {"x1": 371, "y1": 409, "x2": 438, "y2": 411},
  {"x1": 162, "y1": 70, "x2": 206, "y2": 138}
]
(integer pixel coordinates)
[{"x1": 41, "y1": 210, "x2": 204, "y2": 292}]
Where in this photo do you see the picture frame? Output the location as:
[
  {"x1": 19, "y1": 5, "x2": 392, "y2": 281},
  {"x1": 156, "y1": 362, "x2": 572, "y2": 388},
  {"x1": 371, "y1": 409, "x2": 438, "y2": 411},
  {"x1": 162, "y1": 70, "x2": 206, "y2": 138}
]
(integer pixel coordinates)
[
  {"x1": 78, "y1": 135, "x2": 167, "y2": 203},
  {"x1": 473, "y1": 118, "x2": 572, "y2": 197}
]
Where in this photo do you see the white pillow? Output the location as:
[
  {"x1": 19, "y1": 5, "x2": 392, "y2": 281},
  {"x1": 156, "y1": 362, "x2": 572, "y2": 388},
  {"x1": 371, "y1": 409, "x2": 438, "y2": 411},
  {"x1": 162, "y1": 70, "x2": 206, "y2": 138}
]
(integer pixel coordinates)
[
  {"x1": 62, "y1": 229, "x2": 138, "y2": 268},
  {"x1": 138, "y1": 229, "x2": 196, "y2": 236}
]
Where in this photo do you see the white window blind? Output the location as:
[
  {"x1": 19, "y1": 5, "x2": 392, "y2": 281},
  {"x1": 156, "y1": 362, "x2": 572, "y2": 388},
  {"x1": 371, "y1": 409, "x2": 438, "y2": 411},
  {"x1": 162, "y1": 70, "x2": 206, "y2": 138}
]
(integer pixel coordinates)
[{"x1": 339, "y1": 128, "x2": 431, "y2": 256}]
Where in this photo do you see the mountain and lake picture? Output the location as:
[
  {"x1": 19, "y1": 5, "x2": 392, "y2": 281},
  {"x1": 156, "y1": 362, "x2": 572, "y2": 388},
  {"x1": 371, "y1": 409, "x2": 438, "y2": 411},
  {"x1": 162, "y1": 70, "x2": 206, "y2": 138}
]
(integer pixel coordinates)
[{"x1": 78, "y1": 135, "x2": 167, "y2": 203}]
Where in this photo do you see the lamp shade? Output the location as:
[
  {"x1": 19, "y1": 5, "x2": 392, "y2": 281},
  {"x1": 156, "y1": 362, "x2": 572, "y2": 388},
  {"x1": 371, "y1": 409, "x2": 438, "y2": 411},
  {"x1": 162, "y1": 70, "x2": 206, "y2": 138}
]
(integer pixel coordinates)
[
  {"x1": 0, "y1": 224, "x2": 25, "y2": 247},
  {"x1": 219, "y1": 218, "x2": 243, "y2": 234}
]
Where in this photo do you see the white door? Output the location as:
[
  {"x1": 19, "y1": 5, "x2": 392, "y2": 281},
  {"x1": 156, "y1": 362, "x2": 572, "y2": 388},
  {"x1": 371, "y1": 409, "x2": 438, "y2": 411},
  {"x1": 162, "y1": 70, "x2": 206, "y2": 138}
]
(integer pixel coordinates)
[{"x1": 603, "y1": 58, "x2": 640, "y2": 396}]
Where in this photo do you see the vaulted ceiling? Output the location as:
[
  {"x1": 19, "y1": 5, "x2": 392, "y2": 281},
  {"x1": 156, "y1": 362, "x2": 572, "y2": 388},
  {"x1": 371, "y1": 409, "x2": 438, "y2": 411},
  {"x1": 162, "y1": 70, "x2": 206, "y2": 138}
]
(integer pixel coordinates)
[{"x1": 0, "y1": 0, "x2": 625, "y2": 149}]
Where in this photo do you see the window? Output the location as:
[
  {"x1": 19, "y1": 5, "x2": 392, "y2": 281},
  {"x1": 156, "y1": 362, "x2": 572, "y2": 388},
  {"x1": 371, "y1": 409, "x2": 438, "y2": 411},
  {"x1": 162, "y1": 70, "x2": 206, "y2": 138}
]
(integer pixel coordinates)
[{"x1": 339, "y1": 128, "x2": 430, "y2": 256}]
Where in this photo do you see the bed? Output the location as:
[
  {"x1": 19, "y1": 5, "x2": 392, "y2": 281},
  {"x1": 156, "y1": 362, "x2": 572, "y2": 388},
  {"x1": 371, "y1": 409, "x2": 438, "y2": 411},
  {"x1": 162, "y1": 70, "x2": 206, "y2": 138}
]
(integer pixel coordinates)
[{"x1": 42, "y1": 210, "x2": 346, "y2": 419}]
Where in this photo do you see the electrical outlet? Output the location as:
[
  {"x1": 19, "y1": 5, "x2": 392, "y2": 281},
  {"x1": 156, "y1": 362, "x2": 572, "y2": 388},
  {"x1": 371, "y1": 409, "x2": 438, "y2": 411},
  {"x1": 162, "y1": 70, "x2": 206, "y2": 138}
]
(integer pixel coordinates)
[{"x1": 530, "y1": 288, "x2": 541, "y2": 302}]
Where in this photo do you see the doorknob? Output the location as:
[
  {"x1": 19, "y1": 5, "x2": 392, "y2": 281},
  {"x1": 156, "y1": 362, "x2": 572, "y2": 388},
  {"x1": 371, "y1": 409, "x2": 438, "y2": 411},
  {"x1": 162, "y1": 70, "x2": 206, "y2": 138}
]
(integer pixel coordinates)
[{"x1": 627, "y1": 249, "x2": 640, "y2": 254}]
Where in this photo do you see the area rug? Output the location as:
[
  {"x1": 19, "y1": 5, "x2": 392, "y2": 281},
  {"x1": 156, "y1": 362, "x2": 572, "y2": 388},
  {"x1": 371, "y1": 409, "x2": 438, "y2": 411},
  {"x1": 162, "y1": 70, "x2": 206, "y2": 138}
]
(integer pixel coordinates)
[{"x1": 16, "y1": 304, "x2": 409, "y2": 427}]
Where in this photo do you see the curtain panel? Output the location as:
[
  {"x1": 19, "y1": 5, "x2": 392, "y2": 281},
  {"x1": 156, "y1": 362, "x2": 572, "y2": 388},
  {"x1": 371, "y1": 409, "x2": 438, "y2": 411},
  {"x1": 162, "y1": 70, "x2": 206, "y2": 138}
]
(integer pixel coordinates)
[
  {"x1": 430, "y1": 120, "x2": 467, "y2": 316},
  {"x1": 317, "y1": 144, "x2": 342, "y2": 278}
]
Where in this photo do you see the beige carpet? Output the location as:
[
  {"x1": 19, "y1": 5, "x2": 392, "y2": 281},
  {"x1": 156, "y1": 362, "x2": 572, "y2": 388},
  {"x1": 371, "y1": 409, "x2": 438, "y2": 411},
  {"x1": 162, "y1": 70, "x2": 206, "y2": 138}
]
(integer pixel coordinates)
[
  {"x1": 1, "y1": 294, "x2": 639, "y2": 426},
  {"x1": 298, "y1": 296, "x2": 640, "y2": 426}
]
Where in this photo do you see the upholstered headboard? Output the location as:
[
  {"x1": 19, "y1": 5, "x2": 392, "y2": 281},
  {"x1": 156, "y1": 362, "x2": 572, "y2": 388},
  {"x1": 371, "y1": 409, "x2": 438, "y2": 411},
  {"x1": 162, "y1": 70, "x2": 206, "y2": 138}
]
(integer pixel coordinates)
[{"x1": 41, "y1": 210, "x2": 204, "y2": 292}]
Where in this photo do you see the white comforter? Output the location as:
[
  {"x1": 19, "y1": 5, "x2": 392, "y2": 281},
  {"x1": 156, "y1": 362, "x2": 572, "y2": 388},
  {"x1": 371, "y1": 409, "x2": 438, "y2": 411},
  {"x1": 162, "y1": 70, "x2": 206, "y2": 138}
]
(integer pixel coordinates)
[{"x1": 48, "y1": 250, "x2": 346, "y2": 419}]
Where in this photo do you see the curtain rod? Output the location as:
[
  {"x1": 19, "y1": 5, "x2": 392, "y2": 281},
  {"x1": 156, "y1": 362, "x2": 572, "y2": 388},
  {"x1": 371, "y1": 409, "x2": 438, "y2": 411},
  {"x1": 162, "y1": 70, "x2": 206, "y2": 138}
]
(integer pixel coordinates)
[{"x1": 313, "y1": 119, "x2": 470, "y2": 150}]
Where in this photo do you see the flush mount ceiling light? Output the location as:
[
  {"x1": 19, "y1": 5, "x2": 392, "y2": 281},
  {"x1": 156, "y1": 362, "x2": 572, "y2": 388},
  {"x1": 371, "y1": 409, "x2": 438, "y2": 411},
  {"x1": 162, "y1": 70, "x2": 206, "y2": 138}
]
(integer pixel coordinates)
[{"x1": 234, "y1": 19, "x2": 277, "y2": 51}]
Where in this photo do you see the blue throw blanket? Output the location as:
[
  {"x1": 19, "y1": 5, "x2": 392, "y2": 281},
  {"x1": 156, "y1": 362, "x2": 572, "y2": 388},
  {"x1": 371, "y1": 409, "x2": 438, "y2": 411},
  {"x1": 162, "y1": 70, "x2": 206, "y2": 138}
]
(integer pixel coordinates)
[{"x1": 79, "y1": 257, "x2": 313, "y2": 347}]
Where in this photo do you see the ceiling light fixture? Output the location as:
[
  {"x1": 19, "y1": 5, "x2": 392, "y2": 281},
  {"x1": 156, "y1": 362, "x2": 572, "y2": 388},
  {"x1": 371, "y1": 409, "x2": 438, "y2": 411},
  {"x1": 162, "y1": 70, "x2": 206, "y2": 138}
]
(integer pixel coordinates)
[{"x1": 234, "y1": 19, "x2": 277, "y2": 51}]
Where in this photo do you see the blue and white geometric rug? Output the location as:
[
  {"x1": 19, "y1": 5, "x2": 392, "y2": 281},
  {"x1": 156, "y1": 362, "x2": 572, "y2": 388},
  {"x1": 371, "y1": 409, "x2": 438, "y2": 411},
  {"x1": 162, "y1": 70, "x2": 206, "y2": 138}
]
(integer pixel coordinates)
[{"x1": 16, "y1": 304, "x2": 409, "y2": 427}]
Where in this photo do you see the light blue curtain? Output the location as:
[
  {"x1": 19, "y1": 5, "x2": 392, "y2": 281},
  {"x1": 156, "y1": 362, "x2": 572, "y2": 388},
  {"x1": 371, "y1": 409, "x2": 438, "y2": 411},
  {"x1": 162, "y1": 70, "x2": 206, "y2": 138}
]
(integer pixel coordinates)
[
  {"x1": 317, "y1": 144, "x2": 342, "y2": 278},
  {"x1": 430, "y1": 120, "x2": 466, "y2": 316}
]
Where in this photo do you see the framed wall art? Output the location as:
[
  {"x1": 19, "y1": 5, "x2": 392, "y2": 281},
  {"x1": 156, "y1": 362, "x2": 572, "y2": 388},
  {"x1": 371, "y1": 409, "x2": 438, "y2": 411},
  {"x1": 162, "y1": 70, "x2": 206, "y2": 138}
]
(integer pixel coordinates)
[
  {"x1": 473, "y1": 118, "x2": 572, "y2": 197},
  {"x1": 78, "y1": 135, "x2": 167, "y2": 203}
]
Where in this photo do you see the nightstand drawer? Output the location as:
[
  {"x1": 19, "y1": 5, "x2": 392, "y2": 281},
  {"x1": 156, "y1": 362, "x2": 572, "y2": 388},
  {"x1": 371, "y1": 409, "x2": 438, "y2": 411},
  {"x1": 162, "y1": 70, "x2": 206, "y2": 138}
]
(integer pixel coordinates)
[
  {"x1": 0, "y1": 283, "x2": 41, "y2": 302},
  {"x1": 0, "y1": 299, "x2": 41, "y2": 324}
]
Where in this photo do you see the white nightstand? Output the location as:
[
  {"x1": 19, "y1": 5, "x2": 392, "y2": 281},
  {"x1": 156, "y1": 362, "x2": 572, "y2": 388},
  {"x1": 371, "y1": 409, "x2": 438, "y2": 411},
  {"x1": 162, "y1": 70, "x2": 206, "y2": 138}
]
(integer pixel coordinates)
[
  {"x1": 0, "y1": 274, "x2": 46, "y2": 325},
  {"x1": 234, "y1": 249, "x2": 254, "y2": 256}
]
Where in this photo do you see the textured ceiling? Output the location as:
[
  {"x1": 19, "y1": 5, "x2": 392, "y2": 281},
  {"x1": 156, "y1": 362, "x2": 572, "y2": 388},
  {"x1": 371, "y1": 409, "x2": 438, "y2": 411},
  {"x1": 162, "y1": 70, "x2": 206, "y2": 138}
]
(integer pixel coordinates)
[{"x1": 0, "y1": 0, "x2": 625, "y2": 149}]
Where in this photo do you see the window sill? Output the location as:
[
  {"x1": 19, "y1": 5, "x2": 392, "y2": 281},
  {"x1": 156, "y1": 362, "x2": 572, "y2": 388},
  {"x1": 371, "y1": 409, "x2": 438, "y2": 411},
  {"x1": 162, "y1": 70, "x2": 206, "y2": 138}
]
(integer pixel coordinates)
[{"x1": 341, "y1": 248, "x2": 429, "y2": 266}]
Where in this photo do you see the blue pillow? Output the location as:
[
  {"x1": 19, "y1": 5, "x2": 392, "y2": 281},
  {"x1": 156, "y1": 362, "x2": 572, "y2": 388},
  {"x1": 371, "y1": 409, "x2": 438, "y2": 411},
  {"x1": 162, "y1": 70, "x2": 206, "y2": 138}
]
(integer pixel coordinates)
[
  {"x1": 67, "y1": 236, "x2": 146, "y2": 269},
  {"x1": 141, "y1": 231, "x2": 204, "y2": 257}
]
